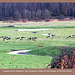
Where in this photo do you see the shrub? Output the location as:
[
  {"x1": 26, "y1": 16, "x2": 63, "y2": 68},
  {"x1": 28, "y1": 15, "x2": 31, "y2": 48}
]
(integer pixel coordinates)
[{"x1": 47, "y1": 47, "x2": 75, "y2": 69}]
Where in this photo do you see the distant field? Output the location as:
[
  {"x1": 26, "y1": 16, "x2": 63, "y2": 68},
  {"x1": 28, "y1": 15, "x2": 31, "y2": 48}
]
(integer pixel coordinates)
[
  {"x1": 0, "y1": 21, "x2": 75, "y2": 27},
  {"x1": 0, "y1": 21, "x2": 75, "y2": 69}
]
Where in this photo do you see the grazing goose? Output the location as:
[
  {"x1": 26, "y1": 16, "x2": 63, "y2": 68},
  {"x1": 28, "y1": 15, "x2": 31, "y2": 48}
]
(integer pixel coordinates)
[
  {"x1": 27, "y1": 37, "x2": 37, "y2": 41},
  {"x1": 4, "y1": 36, "x2": 11, "y2": 43},
  {"x1": 0, "y1": 36, "x2": 11, "y2": 43},
  {"x1": 66, "y1": 35, "x2": 75, "y2": 39},
  {"x1": 46, "y1": 34, "x2": 54, "y2": 39},
  {"x1": 16, "y1": 37, "x2": 25, "y2": 40}
]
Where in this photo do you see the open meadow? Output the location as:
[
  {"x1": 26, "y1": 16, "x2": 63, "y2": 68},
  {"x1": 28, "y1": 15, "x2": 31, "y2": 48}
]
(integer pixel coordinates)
[{"x1": 0, "y1": 21, "x2": 75, "y2": 69}]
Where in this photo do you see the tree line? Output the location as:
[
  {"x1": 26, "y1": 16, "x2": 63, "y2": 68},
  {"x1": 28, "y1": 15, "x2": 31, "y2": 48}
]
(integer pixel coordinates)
[{"x1": 0, "y1": 3, "x2": 75, "y2": 21}]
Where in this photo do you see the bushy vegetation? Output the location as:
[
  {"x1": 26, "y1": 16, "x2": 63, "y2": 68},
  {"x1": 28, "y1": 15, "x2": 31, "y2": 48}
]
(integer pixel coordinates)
[{"x1": 47, "y1": 47, "x2": 75, "y2": 69}]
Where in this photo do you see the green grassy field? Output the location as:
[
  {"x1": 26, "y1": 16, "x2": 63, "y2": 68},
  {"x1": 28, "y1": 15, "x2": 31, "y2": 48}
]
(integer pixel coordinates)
[{"x1": 0, "y1": 21, "x2": 75, "y2": 69}]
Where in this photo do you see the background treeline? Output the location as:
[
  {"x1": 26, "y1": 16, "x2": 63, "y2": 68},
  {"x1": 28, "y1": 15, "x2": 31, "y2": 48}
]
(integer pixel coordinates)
[{"x1": 0, "y1": 3, "x2": 75, "y2": 21}]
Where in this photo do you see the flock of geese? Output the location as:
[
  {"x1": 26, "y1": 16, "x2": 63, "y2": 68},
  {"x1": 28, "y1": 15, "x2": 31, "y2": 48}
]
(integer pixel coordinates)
[
  {"x1": 0, "y1": 34, "x2": 75, "y2": 43},
  {"x1": 0, "y1": 36, "x2": 37, "y2": 43}
]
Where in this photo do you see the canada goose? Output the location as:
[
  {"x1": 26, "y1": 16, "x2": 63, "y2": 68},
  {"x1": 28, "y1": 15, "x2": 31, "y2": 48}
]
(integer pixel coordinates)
[
  {"x1": 27, "y1": 37, "x2": 37, "y2": 41},
  {"x1": 46, "y1": 34, "x2": 54, "y2": 39},
  {"x1": 16, "y1": 37, "x2": 25, "y2": 40},
  {"x1": 3, "y1": 36, "x2": 11, "y2": 43},
  {"x1": 0, "y1": 36, "x2": 11, "y2": 43},
  {"x1": 66, "y1": 35, "x2": 75, "y2": 39},
  {"x1": 27, "y1": 37, "x2": 32, "y2": 41}
]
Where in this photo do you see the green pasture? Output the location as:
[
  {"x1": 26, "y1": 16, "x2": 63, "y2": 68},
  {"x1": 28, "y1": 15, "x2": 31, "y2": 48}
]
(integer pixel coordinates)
[
  {"x1": 0, "y1": 54, "x2": 52, "y2": 69},
  {"x1": 0, "y1": 21, "x2": 75, "y2": 69}
]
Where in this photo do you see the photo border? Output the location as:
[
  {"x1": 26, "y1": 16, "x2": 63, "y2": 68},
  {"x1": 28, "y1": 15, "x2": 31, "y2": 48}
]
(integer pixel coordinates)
[
  {"x1": 0, "y1": 0, "x2": 75, "y2": 75},
  {"x1": 0, "y1": 0, "x2": 75, "y2": 2}
]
